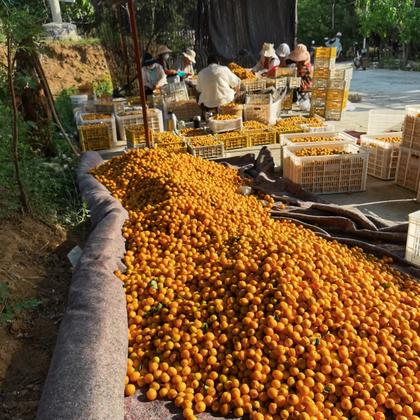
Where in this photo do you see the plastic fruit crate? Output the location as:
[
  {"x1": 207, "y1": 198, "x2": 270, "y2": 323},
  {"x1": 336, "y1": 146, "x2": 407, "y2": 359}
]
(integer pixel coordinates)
[
  {"x1": 187, "y1": 141, "x2": 224, "y2": 159},
  {"x1": 314, "y1": 47, "x2": 336, "y2": 59},
  {"x1": 280, "y1": 131, "x2": 356, "y2": 147},
  {"x1": 125, "y1": 125, "x2": 154, "y2": 148},
  {"x1": 325, "y1": 109, "x2": 343, "y2": 121},
  {"x1": 154, "y1": 137, "x2": 187, "y2": 154},
  {"x1": 331, "y1": 65, "x2": 353, "y2": 80},
  {"x1": 326, "y1": 89, "x2": 349, "y2": 109},
  {"x1": 311, "y1": 106, "x2": 326, "y2": 118},
  {"x1": 300, "y1": 116, "x2": 335, "y2": 133},
  {"x1": 219, "y1": 103, "x2": 243, "y2": 118},
  {"x1": 402, "y1": 114, "x2": 420, "y2": 151},
  {"x1": 395, "y1": 146, "x2": 420, "y2": 191},
  {"x1": 243, "y1": 99, "x2": 281, "y2": 125},
  {"x1": 360, "y1": 132, "x2": 402, "y2": 180},
  {"x1": 208, "y1": 116, "x2": 243, "y2": 133},
  {"x1": 265, "y1": 77, "x2": 288, "y2": 89},
  {"x1": 312, "y1": 78, "x2": 328, "y2": 89},
  {"x1": 288, "y1": 77, "x2": 302, "y2": 89},
  {"x1": 79, "y1": 124, "x2": 113, "y2": 151},
  {"x1": 281, "y1": 92, "x2": 293, "y2": 111},
  {"x1": 272, "y1": 67, "x2": 296, "y2": 78},
  {"x1": 77, "y1": 113, "x2": 117, "y2": 145},
  {"x1": 116, "y1": 108, "x2": 164, "y2": 141},
  {"x1": 313, "y1": 57, "x2": 335, "y2": 69},
  {"x1": 313, "y1": 68, "x2": 331, "y2": 79},
  {"x1": 247, "y1": 128, "x2": 277, "y2": 146},
  {"x1": 241, "y1": 78, "x2": 267, "y2": 92},
  {"x1": 367, "y1": 109, "x2": 405, "y2": 135},
  {"x1": 246, "y1": 93, "x2": 274, "y2": 105},
  {"x1": 161, "y1": 81, "x2": 189, "y2": 104},
  {"x1": 216, "y1": 131, "x2": 249, "y2": 150},
  {"x1": 312, "y1": 88, "x2": 328, "y2": 101},
  {"x1": 165, "y1": 99, "x2": 201, "y2": 122},
  {"x1": 405, "y1": 210, "x2": 420, "y2": 267},
  {"x1": 328, "y1": 79, "x2": 351, "y2": 90},
  {"x1": 283, "y1": 143, "x2": 368, "y2": 193}
]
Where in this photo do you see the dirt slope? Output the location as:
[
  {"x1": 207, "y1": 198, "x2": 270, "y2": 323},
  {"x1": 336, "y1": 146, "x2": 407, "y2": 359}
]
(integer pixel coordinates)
[{"x1": 0, "y1": 216, "x2": 82, "y2": 419}]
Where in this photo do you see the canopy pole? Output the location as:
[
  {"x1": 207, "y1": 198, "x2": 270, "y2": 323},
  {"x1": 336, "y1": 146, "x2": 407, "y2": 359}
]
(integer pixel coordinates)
[
  {"x1": 294, "y1": 0, "x2": 298, "y2": 47},
  {"x1": 127, "y1": 0, "x2": 151, "y2": 148}
]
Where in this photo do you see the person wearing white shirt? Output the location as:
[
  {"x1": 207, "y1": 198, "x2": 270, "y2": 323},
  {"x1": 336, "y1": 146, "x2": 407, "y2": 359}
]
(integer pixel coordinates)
[
  {"x1": 253, "y1": 42, "x2": 280, "y2": 74},
  {"x1": 141, "y1": 53, "x2": 167, "y2": 95},
  {"x1": 196, "y1": 56, "x2": 241, "y2": 110}
]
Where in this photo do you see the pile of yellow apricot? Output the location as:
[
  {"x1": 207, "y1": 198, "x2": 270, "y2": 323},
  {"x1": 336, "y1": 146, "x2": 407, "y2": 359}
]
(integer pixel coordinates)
[
  {"x1": 93, "y1": 149, "x2": 419, "y2": 420},
  {"x1": 294, "y1": 147, "x2": 349, "y2": 157}
]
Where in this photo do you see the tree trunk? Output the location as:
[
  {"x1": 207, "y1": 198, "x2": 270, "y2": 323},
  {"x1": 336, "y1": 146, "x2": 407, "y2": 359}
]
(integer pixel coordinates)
[
  {"x1": 16, "y1": 46, "x2": 55, "y2": 157},
  {"x1": 6, "y1": 34, "x2": 31, "y2": 215}
]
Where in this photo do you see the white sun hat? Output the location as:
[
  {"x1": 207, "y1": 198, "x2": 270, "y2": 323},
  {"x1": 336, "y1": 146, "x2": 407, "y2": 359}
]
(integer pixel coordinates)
[
  {"x1": 260, "y1": 42, "x2": 277, "y2": 58},
  {"x1": 182, "y1": 48, "x2": 196, "y2": 63}
]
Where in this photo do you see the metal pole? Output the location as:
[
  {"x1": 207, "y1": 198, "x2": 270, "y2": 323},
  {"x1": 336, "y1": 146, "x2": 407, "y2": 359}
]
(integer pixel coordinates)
[
  {"x1": 294, "y1": 0, "x2": 298, "y2": 47},
  {"x1": 127, "y1": 0, "x2": 151, "y2": 148}
]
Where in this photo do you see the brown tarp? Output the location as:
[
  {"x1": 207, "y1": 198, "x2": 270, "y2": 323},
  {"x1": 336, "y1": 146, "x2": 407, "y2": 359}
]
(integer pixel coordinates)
[{"x1": 37, "y1": 152, "x2": 128, "y2": 420}]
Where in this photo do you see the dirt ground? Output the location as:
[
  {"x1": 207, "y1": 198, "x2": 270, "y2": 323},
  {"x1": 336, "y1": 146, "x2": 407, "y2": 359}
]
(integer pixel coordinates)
[
  {"x1": 0, "y1": 41, "x2": 110, "y2": 96},
  {"x1": 0, "y1": 216, "x2": 87, "y2": 419}
]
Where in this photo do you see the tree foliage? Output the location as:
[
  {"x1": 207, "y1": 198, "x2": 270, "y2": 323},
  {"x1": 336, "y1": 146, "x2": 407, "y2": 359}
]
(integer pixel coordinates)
[
  {"x1": 298, "y1": 0, "x2": 360, "y2": 54},
  {"x1": 356, "y1": 0, "x2": 420, "y2": 45}
]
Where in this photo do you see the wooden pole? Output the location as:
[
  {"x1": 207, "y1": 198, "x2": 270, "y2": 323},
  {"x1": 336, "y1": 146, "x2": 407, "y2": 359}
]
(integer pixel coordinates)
[
  {"x1": 294, "y1": 0, "x2": 298, "y2": 47},
  {"x1": 127, "y1": 0, "x2": 151, "y2": 147}
]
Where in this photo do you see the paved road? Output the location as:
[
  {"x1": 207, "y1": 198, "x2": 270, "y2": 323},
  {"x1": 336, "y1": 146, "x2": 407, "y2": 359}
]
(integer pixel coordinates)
[{"x1": 335, "y1": 68, "x2": 420, "y2": 132}]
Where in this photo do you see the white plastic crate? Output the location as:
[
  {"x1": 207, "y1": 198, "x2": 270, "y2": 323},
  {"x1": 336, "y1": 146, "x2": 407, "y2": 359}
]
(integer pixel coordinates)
[
  {"x1": 402, "y1": 113, "x2": 420, "y2": 151},
  {"x1": 283, "y1": 143, "x2": 368, "y2": 194},
  {"x1": 405, "y1": 105, "x2": 420, "y2": 116},
  {"x1": 187, "y1": 141, "x2": 224, "y2": 159},
  {"x1": 208, "y1": 116, "x2": 243, "y2": 133},
  {"x1": 70, "y1": 94, "x2": 88, "y2": 107},
  {"x1": 360, "y1": 132, "x2": 402, "y2": 180},
  {"x1": 161, "y1": 82, "x2": 189, "y2": 104},
  {"x1": 241, "y1": 78, "x2": 267, "y2": 92},
  {"x1": 405, "y1": 210, "x2": 420, "y2": 267},
  {"x1": 76, "y1": 112, "x2": 117, "y2": 145},
  {"x1": 280, "y1": 131, "x2": 356, "y2": 147},
  {"x1": 331, "y1": 65, "x2": 353, "y2": 80},
  {"x1": 246, "y1": 93, "x2": 274, "y2": 105},
  {"x1": 300, "y1": 116, "x2": 335, "y2": 133},
  {"x1": 116, "y1": 108, "x2": 164, "y2": 141},
  {"x1": 288, "y1": 77, "x2": 302, "y2": 89},
  {"x1": 264, "y1": 77, "x2": 288, "y2": 89},
  {"x1": 395, "y1": 146, "x2": 420, "y2": 191},
  {"x1": 367, "y1": 109, "x2": 405, "y2": 135},
  {"x1": 243, "y1": 99, "x2": 281, "y2": 125}
]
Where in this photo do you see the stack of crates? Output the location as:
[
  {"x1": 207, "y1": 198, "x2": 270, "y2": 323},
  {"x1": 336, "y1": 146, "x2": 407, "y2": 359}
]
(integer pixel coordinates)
[
  {"x1": 325, "y1": 66, "x2": 353, "y2": 121},
  {"x1": 311, "y1": 47, "x2": 336, "y2": 117},
  {"x1": 396, "y1": 106, "x2": 420, "y2": 191},
  {"x1": 311, "y1": 48, "x2": 353, "y2": 121}
]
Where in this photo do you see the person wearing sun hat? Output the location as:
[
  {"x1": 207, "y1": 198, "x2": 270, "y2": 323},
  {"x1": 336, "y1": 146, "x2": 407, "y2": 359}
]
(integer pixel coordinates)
[
  {"x1": 156, "y1": 45, "x2": 177, "y2": 76},
  {"x1": 287, "y1": 43, "x2": 313, "y2": 93},
  {"x1": 179, "y1": 48, "x2": 196, "y2": 77},
  {"x1": 252, "y1": 42, "x2": 280, "y2": 73}
]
